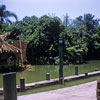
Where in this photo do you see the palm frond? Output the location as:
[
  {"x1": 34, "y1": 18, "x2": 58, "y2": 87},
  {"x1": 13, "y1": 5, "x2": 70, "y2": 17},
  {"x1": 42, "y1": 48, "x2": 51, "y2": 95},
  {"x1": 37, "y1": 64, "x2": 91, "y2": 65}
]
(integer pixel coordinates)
[
  {"x1": 0, "y1": 5, "x2": 18, "y2": 23},
  {"x1": 6, "y1": 18, "x2": 12, "y2": 24},
  {"x1": 5, "y1": 11, "x2": 18, "y2": 21}
]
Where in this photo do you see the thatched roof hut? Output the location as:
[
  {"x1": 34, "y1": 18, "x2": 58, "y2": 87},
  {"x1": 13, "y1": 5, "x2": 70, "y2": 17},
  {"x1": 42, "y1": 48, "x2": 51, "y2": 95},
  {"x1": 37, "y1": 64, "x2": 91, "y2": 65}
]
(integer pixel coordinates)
[
  {"x1": 0, "y1": 32, "x2": 22, "y2": 68},
  {"x1": 0, "y1": 33, "x2": 21, "y2": 54},
  {"x1": 0, "y1": 32, "x2": 11, "y2": 40},
  {"x1": 0, "y1": 39, "x2": 21, "y2": 54}
]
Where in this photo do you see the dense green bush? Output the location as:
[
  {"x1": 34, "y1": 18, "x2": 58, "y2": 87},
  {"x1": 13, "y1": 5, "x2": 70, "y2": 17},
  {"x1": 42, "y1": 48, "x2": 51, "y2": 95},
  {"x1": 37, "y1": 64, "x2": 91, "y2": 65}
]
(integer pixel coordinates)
[
  {"x1": 26, "y1": 16, "x2": 64, "y2": 64},
  {"x1": 0, "y1": 12, "x2": 100, "y2": 65}
]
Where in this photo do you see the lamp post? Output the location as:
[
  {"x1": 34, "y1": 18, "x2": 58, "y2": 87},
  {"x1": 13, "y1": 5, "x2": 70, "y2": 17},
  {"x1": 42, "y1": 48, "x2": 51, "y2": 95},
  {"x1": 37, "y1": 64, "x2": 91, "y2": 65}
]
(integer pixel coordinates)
[{"x1": 59, "y1": 38, "x2": 64, "y2": 84}]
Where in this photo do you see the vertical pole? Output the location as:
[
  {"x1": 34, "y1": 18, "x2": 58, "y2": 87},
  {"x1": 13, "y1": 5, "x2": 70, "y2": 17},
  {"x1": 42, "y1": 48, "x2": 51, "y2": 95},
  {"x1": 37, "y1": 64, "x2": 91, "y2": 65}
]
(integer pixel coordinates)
[
  {"x1": 75, "y1": 66, "x2": 78, "y2": 75},
  {"x1": 3, "y1": 72, "x2": 17, "y2": 100},
  {"x1": 46, "y1": 73, "x2": 50, "y2": 80},
  {"x1": 97, "y1": 78, "x2": 100, "y2": 100},
  {"x1": 85, "y1": 73, "x2": 88, "y2": 77},
  {"x1": 20, "y1": 78, "x2": 25, "y2": 92},
  {"x1": 19, "y1": 39, "x2": 23, "y2": 67},
  {"x1": 59, "y1": 38, "x2": 64, "y2": 84}
]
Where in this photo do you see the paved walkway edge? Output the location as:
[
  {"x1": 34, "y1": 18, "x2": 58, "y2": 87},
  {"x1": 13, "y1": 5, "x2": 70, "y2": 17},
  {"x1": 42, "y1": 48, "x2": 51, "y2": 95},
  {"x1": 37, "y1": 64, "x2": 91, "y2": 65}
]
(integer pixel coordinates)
[{"x1": 18, "y1": 81, "x2": 97, "y2": 100}]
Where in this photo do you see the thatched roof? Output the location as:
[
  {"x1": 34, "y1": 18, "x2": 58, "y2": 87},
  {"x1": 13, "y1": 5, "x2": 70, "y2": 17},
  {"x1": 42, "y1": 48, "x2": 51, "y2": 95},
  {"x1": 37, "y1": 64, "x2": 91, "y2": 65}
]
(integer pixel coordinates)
[
  {"x1": 0, "y1": 32, "x2": 21, "y2": 54},
  {"x1": 0, "y1": 32, "x2": 10, "y2": 40},
  {"x1": 0, "y1": 40, "x2": 21, "y2": 54}
]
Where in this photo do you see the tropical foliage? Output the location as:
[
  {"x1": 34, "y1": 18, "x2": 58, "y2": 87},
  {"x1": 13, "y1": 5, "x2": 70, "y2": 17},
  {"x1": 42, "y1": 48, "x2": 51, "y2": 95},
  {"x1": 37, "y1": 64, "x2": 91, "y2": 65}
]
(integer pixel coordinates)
[{"x1": 0, "y1": 5, "x2": 100, "y2": 65}]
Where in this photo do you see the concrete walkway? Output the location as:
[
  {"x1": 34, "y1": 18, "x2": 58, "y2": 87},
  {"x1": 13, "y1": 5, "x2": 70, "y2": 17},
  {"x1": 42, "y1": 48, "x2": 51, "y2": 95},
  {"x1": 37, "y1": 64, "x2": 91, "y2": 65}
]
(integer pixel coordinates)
[{"x1": 18, "y1": 81, "x2": 97, "y2": 100}]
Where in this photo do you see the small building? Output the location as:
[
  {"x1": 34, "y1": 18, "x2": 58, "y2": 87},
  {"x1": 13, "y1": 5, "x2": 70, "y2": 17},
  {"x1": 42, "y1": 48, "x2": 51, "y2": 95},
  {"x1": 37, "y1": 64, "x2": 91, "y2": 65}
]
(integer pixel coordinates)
[{"x1": 0, "y1": 32, "x2": 22, "y2": 72}]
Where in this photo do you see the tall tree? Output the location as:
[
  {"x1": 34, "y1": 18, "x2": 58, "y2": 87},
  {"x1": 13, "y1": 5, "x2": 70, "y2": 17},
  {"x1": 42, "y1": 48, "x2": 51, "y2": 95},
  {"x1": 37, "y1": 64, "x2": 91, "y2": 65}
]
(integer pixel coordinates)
[{"x1": 0, "y1": 5, "x2": 18, "y2": 24}]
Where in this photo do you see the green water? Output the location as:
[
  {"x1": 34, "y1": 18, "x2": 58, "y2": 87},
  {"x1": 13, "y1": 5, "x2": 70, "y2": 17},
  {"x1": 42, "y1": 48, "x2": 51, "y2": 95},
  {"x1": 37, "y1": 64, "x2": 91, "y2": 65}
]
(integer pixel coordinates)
[{"x1": 0, "y1": 60, "x2": 100, "y2": 88}]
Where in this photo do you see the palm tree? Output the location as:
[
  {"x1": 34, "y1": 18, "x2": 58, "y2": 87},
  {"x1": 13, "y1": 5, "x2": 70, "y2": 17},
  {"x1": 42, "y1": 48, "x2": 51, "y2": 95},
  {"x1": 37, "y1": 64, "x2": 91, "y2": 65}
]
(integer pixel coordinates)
[{"x1": 0, "y1": 5, "x2": 18, "y2": 24}]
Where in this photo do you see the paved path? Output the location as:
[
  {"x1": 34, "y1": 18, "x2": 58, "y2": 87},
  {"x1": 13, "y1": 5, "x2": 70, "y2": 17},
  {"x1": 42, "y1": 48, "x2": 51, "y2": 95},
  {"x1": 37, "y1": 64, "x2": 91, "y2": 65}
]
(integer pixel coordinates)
[{"x1": 18, "y1": 81, "x2": 97, "y2": 100}]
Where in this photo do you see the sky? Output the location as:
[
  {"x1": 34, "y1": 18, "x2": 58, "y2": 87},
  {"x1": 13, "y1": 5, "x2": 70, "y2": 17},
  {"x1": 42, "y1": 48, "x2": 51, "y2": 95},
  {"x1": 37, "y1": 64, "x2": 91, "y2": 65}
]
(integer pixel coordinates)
[{"x1": 0, "y1": 0, "x2": 100, "y2": 21}]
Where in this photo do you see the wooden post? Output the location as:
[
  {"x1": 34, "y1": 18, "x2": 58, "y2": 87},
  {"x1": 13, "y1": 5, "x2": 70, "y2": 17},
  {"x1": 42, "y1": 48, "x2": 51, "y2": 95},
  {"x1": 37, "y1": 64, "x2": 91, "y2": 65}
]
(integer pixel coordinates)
[
  {"x1": 46, "y1": 73, "x2": 50, "y2": 80},
  {"x1": 20, "y1": 77, "x2": 25, "y2": 92},
  {"x1": 85, "y1": 73, "x2": 88, "y2": 77},
  {"x1": 3, "y1": 72, "x2": 17, "y2": 100},
  {"x1": 75, "y1": 66, "x2": 78, "y2": 75},
  {"x1": 97, "y1": 78, "x2": 100, "y2": 100}
]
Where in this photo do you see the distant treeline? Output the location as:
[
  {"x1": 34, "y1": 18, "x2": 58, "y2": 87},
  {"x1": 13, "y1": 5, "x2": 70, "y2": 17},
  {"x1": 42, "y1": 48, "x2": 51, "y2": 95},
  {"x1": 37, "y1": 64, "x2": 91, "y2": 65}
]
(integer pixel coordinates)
[{"x1": 0, "y1": 5, "x2": 100, "y2": 64}]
